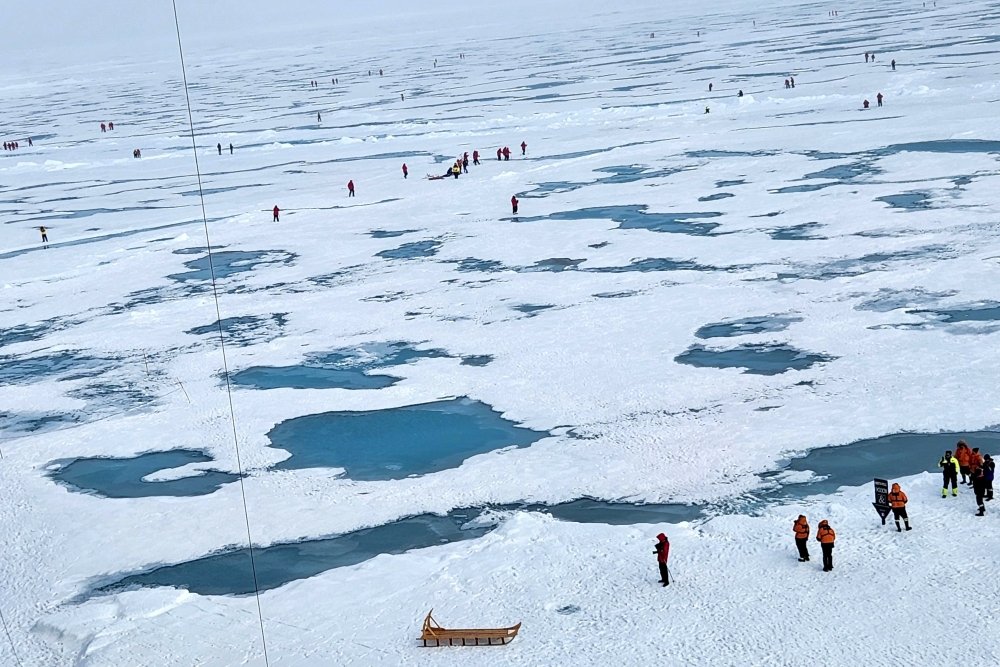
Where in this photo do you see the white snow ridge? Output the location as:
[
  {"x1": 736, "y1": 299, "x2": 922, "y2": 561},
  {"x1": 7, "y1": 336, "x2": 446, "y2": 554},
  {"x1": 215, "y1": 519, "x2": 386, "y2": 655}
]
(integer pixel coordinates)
[{"x1": 2, "y1": 0, "x2": 1000, "y2": 665}]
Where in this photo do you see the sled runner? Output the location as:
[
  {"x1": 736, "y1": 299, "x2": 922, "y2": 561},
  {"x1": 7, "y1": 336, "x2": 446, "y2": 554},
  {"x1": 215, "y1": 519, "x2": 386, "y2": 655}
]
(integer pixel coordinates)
[{"x1": 419, "y1": 609, "x2": 521, "y2": 647}]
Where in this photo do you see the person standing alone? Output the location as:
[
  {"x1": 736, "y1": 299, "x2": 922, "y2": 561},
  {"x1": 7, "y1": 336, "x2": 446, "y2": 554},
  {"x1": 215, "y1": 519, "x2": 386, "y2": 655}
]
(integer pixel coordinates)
[
  {"x1": 816, "y1": 520, "x2": 835, "y2": 572},
  {"x1": 520, "y1": 141, "x2": 527, "y2": 156},
  {"x1": 793, "y1": 515, "x2": 810, "y2": 562},
  {"x1": 272, "y1": 205, "x2": 280, "y2": 222},
  {"x1": 39, "y1": 226, "x2": 49, "y2": 247},
  {"x1": 347, "y1": 180, "x2": 355, "y2": 197},
  {"x1": 888, "y1": 483, "x2": 911, "y2": 531},
  {"x1": 939, "y1": 449, "x2": 959, "y2": 497},
  {"x1": 511, "y1": 195, "x2": 518, "y2": 215},
  {"x1": 402, "y1": 163, "x2": 408, "y2": 179},
  {"x1": 653, "y1": 533, "x2": 670, "y2": 586}
]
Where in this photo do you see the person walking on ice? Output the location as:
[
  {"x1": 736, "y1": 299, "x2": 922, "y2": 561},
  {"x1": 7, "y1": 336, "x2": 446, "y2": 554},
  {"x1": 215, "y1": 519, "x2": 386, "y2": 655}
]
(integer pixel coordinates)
[
  {"x1": 317, "y1": 112, "x2": 322, "y2": 122},
  {"x1": 816, "y1": 520, "x2": 835, "y2": 572},
  {"x1": 793, "y1": 515, "x2": 810, "y2": 562},
  {"x1": 511, "y1": 195, "x2": 518, "y2": 215},
  {"x1": 272, "y1": 205, "x2": 280, "y2": 222},
  {"x1": 472, "y1": 150, "x2": 480, "y2": 165},
  {"x1": 520, "y1": 141, "x2": 527, "y2": 156},
  {"x1": 347, "y1": 180, "x2": 355, "y2": 196},
  {"x1": 891, "y1": 59, "x2": 896, "y2": 70},
  {"x1": 39, "y1": 226, "x2": 49, "y2": 247},
  {"x1": 876, "y1": 92, "x2": 884, "y2": 107},
  {"x1": 402, "y1": 163, "x2": 408, "y2": 179},
  {"x1": 888, "y1": 483, "x2": 911, "y2": 531},
  {"x1": 653, "y1": 533, "x2": 670, "y2": 586},
  {"x1": 939, "y1": 449, "x2": 960, "y2": 496}
]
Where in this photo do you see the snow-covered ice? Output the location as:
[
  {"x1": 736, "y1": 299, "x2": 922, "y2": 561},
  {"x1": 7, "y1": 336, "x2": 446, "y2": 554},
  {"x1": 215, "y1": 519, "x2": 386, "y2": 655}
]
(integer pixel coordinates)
[{"x1": 3, "y1": 0, "x2": 1000, "y2": 664}]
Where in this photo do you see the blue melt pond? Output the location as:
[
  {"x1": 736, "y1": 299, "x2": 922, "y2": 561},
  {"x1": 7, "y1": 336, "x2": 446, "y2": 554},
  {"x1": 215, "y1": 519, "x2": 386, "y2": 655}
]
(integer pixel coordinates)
[
  {"x1": 231, "y1": 342, "x2": 451, "y2": 390},
  {"x1": 909, "y1": 304, "x2": 1000, "y2": 323},
  {"x1": 675, "y1": 343, "x2": 834, "y2": 375},
  {"x1": 377, "y1": 240, "x2": 441, "y2": 259},
  {"x1": 876, "y1": 192, "x2": 931, "y2": 210},
  {"x1": 0, "y1": 351, "x2": 111, "y2": 384},
  {"x1": 695, "y1": 315, "x2": 801, "y2": 339},
  {"x1": 266, "y1": 398, "x2": 548, "y2": 480},
  {"x1": 168, "y1": 250, "x2": 295, "y2": 282},
  {"x1": 546, "y1": 205, "x2": 721, "y2": 235},
  {"x1": 50, "y1": 449, "x2": 240, "y2": 498}
]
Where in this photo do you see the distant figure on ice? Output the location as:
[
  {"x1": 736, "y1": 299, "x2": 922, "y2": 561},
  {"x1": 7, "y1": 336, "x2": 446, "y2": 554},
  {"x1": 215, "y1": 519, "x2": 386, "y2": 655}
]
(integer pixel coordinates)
[
  {"x1": 863, "y1": 99, "x2": 870, "y2": 109},
  {"x1": 983, "y1": 454, "x2": 995, "y2": 500},
  {"x1": 793, "y1": 515, "x2": 810, "y2": 562},
  {"x1": 402, "y1": 163, "x2": 408, "y2": 179},
  {"x1": 109, "y1": 122, "x2": 114, "y2": 130},
  {"x1": 379, "y1": 68, "x2": 383, "y2": 76},
  {"x1": 865, "y1": 52, "x2": 870, "y2": 63},
  {"x1": 229, "y1": 143, "x2": 234, "y2": 154},
  {"x1": 709, "y1": 82, "x2": 713, "y2": 92},
  {"x1": 973, "y1": 467, "x2": 988, "y2": 516},
  {"x1": 511, "y1": 195, "x2": 518, "y2": 214},
  {"x1": 520, "y1": 141, "x2": 527, "y2": 156},
  {"x1": 704, "y1": 106, "x2": 710, "y2": 113},
  {"x1": 871, "y1": 52, "x2": 876, "y2": 62},
  {"x1": 653, "y1": 533, "x2": 670, "y2": 586},
  {"x1": 101, "y1": 122, "x2": 107, "y2": 132},
  {"x1": 317, "y1": 112, "x2": 322, "y2": 122},
  {"x1": 28, "y1": 137, "x2": 33, "y2": 147},
  {"x1": 888, "y1": 483, "x2": 911, "y2": 531},
  {"x1": 347, "y1": 180, "x2": 355, "y2": 196},
  {"x1": 956, "y1": 441, "x2": 972, "y2": 483},
  {"x1": 39, "y1": 226, "x2": 49, "y2": 247},
  {"x1": 784, "y1": 79, "x2": 790, "y2": 89},
  {"x1": 401, "y1": 93, "x2": 404, "y2": 101},
  {"x1": 497, "y1": 147, "x2": 502, "y2": 161},
  {"x1": 876, "y1": 92, "x2": 884, "y2": 107},
  {"x1": 472, "y1": 149, "x2": 480, "y2": 165},
  {"x1": 891, "y1": 59, "x2": 896, "y2": 71},
  {"x1": 503, "y1": 146, "x2": 511, "y2": 161},
  {"x1": 451, "y1": 161, "x2": 461, "y2": 178},
  {"x1": 217, "y1": 143, "x2": 222, "y2": 155},
  {"x1": 650, "y1": 32, "x2": 655, "y2": 38},
  {"x1": 738, "y1": 90, "x2": 744, "y2": 97},
  {"x1": 939, "y1": 449, "x2": 960, "y2": 496},
  {"x1": 272, "y1": 205, "x2": 280, "y2": 222},
  {"x1": 462, "y1": 153, "x2": 469, "y2": 173},
  {"x1": 816, "y1": 520, "x2": 835, "y2": 571},
  {"x1": 790, "y1": 76, "x2": 795, "y2": 88}
]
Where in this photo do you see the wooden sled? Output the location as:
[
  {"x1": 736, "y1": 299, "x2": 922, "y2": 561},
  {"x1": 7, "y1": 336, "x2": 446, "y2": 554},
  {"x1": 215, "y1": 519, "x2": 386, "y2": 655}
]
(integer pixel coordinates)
[
  {"x1": 426, "y1": 173, "x2": 448, "y2": 180},
  {"x1": 419, "y1": 609, "x2": 521, "y2": 647}
]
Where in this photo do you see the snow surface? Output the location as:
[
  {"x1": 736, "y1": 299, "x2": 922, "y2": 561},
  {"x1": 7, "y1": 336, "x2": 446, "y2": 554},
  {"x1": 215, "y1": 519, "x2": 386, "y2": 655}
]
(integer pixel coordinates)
[{"x1": 3, "y1": 0, "x2": 1000, "y2": 664}]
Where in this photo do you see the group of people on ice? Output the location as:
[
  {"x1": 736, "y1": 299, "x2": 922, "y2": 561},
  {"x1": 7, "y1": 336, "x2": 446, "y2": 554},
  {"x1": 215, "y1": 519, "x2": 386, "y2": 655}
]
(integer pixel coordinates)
[
  {"x1": 654, "y1": 439, "x2": 996, "y2": 584},
  {"x1": 3, "y1": 139, "x2": 30, "y2": 150}
]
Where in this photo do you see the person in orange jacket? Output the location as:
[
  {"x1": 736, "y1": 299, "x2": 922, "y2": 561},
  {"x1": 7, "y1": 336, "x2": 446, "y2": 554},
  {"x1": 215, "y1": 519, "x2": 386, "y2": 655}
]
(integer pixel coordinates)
[
  {"x1": 793, "y1": 515, "x2": 810, "y2": 562},
  {"x1": 816, "y1": 520, "x2": 835, "y2": 571},
  {"x1": 653, "y1": 533, "x2": 670, "y2": 586},
  {"x1": 956, "y1": 440, "x2": 972, "y2": 483},
  {"x1": 888, "y1": 483, "x2": 911, "y2": 532},
  {"x1": 969, "y1": 447, "x2": 984, "y2": 481}
]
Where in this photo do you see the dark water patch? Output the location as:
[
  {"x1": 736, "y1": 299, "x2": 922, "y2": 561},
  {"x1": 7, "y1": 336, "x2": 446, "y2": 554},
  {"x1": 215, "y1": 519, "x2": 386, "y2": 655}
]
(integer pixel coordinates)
[
  {"x1": 699, "y1": 192, "x2": 734, "y2": 202},
  {"x1": 369, "y1": 229, "x2": 419, "y2": 238},
  {"x1": 518, "y1": 181, "x2": 588, "y2": 198},
  {"x1": 587, "y1": 258, "x2": 708, "y2": 273},
  {"x1": 448, "y1": 257, "x2": 509, "y2": 273},
  {"x1": 854, "y1": 288, "x2": 956, "y2": 313},
  {"x1": 593, "y1": 164, "x2": 686, "y2": 185},
  {"x1": 804, "y1": 160, "x2": 881, "y2": 181},
  {"x1": 695, "y1": 315, "x2": 801, "y2": 339},
  {"x1": 686, "y1": 149, "x2": 777, "y2": 158},
  {"x1": 0, "y1": 350, "x2": 113, "y2": 384},
  {"x1": 49, "y1": 449, "x2": 240, "y2": 499},
  {"x1": 0, "y1": 412, "x2": 81, "y2": 437},
  {"x1": 0, "y1": 317, "x2": 76, "y2": 348},
  {"x1": 168, "y1": 250, "x2": 296, "y2": 282},
  {"x1": 716, "y1": 179, "x2": 746, "y2": 187},
  {"x1": 952, "y1": 175, "x2": 974, "y2": 187},
  {"x1": 772, "y1": 183, "x2": 834, "y2": 194},
  {"x1": 873, "y1": 139, "x2": 1000, "y2": 156},
  {"x1": 267, "y1": 397, "x2": 549, "y2": 480},
  {"x1": 876, "y1": 192, "x2": 932, "y2": 210},
  {"x1": 178, "y1": 184, "x2": 269, "y2": 197},
  {"x1": 594, "y1": 290, "x2": 639, "y2": 298},
  {"x1": 675, "y1": 343, "x2": 834, "y2": 375},
  {"x1": 513, "y1": 304, "x2": 555, "y2": 317},
  {"x1": 460, "y1": 355, "x2": 494, "y2": 367},
  {"x1": 522, "y1": 258, "x2": 584, "y2": 272},
  {"x1": 186, "y1": 313, "x2": 287, "y2": 347},
  {"x1": 589, "y1": 241, "x2": 610, "y2": 249},
  {"x1": 377, "y1": 240, "x2": 442, "y2": 260},
  {"x1": 769, "y1": 222, "x2": 825, "y2": 240},
  {"x1": 782, "y1": 245, "x2": 956, "y2": 281}
]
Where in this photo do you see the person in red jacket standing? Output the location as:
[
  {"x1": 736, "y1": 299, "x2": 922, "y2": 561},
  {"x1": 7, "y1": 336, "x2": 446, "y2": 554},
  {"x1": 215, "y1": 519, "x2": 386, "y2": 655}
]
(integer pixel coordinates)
[
  {"x1": 472, "y1": 150, "x2": 480, "y2": 165},
  {"x1": 347, "y1": 180, "x2": 355, "y2": 197},
  {"x1": 502, "y1": 146, "x2": 510, "y2": 161},
  {"x1": 653, "y1": 533, "x2": 670, "y2": 586},
  {"x1": 520, "y1": 140, "x2": 527, "y2": 156},
  {"x1": 496, "y1": 147, "x2": 502, "y2": 161},
  {"x1": 402, "y1": 163, "x2": 408, "y2": 179},
  {"x1": 272, "y1": 205, "x2": 280, "y2": 222},
  {"x1": 511, "y1": 195, "x2": 518, "y2": 214}
]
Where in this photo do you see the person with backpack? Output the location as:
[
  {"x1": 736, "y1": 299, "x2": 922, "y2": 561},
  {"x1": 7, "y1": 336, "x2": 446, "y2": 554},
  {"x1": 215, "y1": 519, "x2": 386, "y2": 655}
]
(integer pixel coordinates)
[
  {"x1": 973, "y1": 467, "x2": 988, "y2": 516},
  {"x1": 955, "y1": 441, "x2": 972, "y2": 483},
  {"x1": 888, "y1": 483, "x2": 911, "y2": 531},
  {"x1": 793, "y1": 515, "x2": 810, "y2": 562},
  {"x1": 816, "y1": 520, "x2": 836, "y2": 571},
  {"x1": 653, "y1": 533, "x2": 670, "y2": 586},
  {"x1": 939, "y1": 449, "x2": 960, "y2": 496}
]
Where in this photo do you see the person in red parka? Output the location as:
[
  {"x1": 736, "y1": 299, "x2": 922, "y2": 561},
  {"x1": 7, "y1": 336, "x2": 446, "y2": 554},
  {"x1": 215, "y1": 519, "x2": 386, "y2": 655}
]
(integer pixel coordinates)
[
  {"x1": 496, "y1": 147, "x2": 502, "y2": 161},
  {"x1": 472, "y1": 149, "x2": 480, "y2": 165},
  {"x1": 511, "y1": 195, "x2": 518, "y2": 215},
  {"x1": 347, "y1": 180, "x2": 355, "y2": 197},
  {"x1": 272, "y1": 205, "x2": 280, "y2": 222},
  {"x1": 653, "y1": 533, "x2": 670, "y2": 586},
  {"x1": 502, "y1": 146, "x2": 510, "y2": 161},
  {"x1": 520, "y1": 141, "x2": 527, "y2": 156},
  {"x1": 402, "y1": 163, "x2": 408, "y2": 179},
  {"x1": 956, "y1": 440, "x2": 972, "y2": 483}
]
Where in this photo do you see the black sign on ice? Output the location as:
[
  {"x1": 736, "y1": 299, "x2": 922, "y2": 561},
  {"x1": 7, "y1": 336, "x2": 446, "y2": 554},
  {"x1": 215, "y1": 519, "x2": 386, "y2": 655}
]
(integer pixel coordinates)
[{"x1": 873, "y1": 478, "x2": 892, "y2": 525}]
